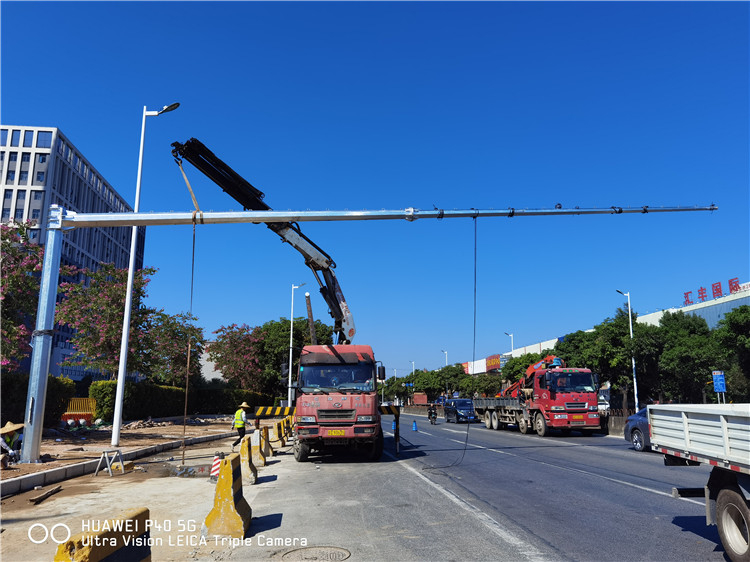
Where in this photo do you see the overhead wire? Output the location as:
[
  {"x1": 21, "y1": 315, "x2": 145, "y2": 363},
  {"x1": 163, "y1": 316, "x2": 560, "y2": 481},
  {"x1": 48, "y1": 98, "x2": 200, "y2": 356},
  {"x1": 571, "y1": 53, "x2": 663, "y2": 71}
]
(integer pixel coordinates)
[{"x1": 423, "y1": 215, "x2": 478, "y2": 471}]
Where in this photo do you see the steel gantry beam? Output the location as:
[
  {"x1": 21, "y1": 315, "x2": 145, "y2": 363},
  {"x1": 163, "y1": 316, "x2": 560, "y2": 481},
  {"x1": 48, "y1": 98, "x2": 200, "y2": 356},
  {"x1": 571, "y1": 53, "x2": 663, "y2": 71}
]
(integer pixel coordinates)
[
  {"x1": 20, "y1": 202, "x2": 717, "y2": 462},
  {"x1": 50, "y1": 203, "x2": 717, "y2": 228}
]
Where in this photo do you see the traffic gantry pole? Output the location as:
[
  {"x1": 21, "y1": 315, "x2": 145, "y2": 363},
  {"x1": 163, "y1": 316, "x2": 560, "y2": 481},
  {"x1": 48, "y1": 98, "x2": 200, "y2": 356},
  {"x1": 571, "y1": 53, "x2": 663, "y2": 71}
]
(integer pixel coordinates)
[{"x1": 19, "y1": 202, "x2": 717, "y2": 461}]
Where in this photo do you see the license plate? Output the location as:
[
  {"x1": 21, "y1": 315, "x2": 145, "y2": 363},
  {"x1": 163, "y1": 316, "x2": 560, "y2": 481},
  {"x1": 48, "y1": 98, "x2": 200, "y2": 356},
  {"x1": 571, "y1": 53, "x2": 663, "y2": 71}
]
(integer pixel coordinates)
[
  {"x1": 572, "y1": 415, "x2": 584, "y2": 420},
  {"x1": 327, "y1": 430, "x2": 345, "y2": 436}
]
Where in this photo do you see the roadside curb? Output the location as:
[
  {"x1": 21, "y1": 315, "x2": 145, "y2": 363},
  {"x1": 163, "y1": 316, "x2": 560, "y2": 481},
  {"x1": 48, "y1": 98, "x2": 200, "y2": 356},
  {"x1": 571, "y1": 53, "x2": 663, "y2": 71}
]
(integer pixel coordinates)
[{"x1": 0, "y1": 431, "x2": 235, "y2": 497}]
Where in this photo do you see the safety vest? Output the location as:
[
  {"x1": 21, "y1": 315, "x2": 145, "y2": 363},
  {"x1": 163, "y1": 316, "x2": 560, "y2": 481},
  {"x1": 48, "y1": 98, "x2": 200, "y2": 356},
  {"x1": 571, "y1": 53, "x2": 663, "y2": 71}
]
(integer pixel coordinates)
[
  {"x1": 233, "y1": 409, "x2": 246, "y2": 429},
  {"x1": 4, "y1": 433, "x2": 18, "y2": 449}
]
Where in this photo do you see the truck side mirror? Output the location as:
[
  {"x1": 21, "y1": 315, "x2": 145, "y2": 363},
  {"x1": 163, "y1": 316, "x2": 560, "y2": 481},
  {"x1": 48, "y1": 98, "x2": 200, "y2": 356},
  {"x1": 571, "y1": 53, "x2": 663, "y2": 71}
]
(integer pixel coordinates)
[
  {"x1": 377, "y1": 366, "x2": 386, "y2": 381},
  {"x1": 543, "y1": 374, "x2": 551, "y2": 389}
]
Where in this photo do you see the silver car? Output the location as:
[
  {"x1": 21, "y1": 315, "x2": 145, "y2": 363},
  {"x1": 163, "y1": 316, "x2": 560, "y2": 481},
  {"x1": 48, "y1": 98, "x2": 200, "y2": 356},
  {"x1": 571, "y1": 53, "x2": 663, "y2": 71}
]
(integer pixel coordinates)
[{"x1": 623, "y1": 407, "x2": 650, "y2": 452}]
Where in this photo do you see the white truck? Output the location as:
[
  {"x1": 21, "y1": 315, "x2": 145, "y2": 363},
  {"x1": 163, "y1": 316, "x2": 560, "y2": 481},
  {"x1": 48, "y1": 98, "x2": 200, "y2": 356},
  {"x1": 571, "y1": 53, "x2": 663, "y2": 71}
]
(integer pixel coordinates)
[{"x1": 648, "y1": 404, "x2": 750, "y2": 562}]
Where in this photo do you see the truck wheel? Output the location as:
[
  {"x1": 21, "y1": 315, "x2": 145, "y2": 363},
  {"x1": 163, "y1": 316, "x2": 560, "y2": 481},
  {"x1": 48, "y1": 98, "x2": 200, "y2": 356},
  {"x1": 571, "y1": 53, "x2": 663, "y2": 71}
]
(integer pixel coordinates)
[
  {"x1": 535, "y1": 413, "x2": 548, "y2": 437},
  {"x1": 491, "y1": 411, "x2": 500, "y2": 431},
  {"x1": 716, "y1": 487, "x2": 750, "y2": 562},
  {"x1": 484, "y1": 411, "x2": 492, "y2": 429},
  {"x1": 366, "y1": 431, "x2": 384, "y2": 462},
  {"x1": 630, "y1": 429, "x2": 645, "y2": 452},
  {"x1": 293, "y1": 439, "x2": 310, "y2": 462},
  {"x1": 518, "y1": 416, "x2": 530, "y2": 434}
]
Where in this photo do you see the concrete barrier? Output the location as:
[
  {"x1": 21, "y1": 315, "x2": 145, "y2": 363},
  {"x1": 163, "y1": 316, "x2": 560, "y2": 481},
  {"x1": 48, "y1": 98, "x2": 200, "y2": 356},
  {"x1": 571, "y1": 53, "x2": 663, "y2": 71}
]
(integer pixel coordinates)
[
  {"x1": 238, "y1": 436, "x2": 258, "y2": 484},
  {"x1": 274, "y1": 421, "x2": 286, "y2": 447},
  {"x1": 54, "y1": 507, "x2": 151, "y2": 562},
  {"x1": 202, "y1": 453, "x2": 251, "y2": 539},
  {"x1": 261, "y1": 426, "x2": 274, "y2": 458},
  {"x1": 251, "y1": 430, "x2": 266, "y2": 467}
]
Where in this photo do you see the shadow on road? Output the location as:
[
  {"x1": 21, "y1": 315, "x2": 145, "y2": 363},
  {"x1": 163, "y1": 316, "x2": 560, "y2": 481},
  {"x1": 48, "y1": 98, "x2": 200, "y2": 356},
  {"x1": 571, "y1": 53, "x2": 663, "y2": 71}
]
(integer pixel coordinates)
[{"x1": 672, "y1": 515, "x2": 727, "y2": 559}]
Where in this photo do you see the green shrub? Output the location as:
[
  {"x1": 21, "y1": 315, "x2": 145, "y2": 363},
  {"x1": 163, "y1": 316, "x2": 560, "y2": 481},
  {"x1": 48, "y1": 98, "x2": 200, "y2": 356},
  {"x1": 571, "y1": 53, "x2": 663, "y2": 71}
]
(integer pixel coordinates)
[
  {"x1": 0, "y1": 372, "x2": 75, "y2": 427},
  {"x1": 90, "y1": 380, "x2": 273, "y2": 421}
]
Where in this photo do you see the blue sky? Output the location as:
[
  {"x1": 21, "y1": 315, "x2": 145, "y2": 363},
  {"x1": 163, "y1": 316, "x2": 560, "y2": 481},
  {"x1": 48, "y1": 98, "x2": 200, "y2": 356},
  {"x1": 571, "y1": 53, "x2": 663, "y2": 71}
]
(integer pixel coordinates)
[{"x1": 2, "y1": 2, "x2": 748, "y2": 375}]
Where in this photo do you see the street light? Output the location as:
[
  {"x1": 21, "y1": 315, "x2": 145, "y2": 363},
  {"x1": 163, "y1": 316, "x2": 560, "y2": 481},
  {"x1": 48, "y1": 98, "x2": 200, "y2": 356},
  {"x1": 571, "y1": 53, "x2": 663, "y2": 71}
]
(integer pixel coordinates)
[
  {"x1": 411, "y1": 361, "x2": 415, "y2": 375},
  {"x1": 504, "y1": 332, "x2": 514, "y2": 353},
  {"x1": 616, "y1": 289, "x2": 639, "y2": 411},
  {"x1": 441, "y1": 349, "x2": 448, "y2": 367},
  {"x1": 112, "y1": 103, "x2": 179, "y2": 447},
  {"x1": 288, "y1": 282, "x2": 306, "y2": 404}
]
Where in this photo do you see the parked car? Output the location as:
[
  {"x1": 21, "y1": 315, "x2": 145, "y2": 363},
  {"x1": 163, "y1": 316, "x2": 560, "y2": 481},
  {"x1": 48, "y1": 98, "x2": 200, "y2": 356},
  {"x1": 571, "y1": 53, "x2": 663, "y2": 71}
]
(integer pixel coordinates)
[
  {"x1": 623, "y1": 407, "x2": 650, "y2": 451},
  {"x1": 444, "y1": 399, "x2": 479, "y2": 423}
]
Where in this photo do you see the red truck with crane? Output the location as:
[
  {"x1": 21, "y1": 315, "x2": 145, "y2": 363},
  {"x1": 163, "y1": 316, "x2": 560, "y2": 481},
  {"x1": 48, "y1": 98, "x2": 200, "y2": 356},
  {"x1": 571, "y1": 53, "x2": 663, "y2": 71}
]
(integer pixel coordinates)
[
  {"x1": 171, "y1": 138, "x2": 388, "y2": 462},
  {"x1": 473, "y1": 355, "x2": 601, "y2": 436}
]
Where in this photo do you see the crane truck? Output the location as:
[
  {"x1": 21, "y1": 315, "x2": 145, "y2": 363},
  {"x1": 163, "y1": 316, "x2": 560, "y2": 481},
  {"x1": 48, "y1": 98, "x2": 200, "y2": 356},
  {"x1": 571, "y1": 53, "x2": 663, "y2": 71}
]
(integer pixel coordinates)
[
  {"x1": 649, "y1": 403, "x2": 750, "y2": 562},
  {"x1": 473, "y1": 356, "x2": 601, "y2": 436},
  {"x1": 171, "y1": 138, "x2": 387, "y2": 461}
]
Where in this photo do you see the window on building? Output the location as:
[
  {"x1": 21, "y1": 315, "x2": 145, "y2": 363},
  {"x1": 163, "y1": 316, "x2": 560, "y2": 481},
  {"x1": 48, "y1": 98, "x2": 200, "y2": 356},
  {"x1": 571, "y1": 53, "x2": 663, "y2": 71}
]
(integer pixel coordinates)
[
  {"x1": 31, "y1": 209, "x2": 41, "y2": 220},
  {"x1": 6, "y1": 170, "x2": 15, "y2": 182},
  {"x1": 3, "y1": 191, "x2": 11, "y2": 200},
  {"x1": 16, "y1": 190, "x2": 26, "y2": 200},
  {"x1": 36, "y1": 131, "x2": 52, "y2": 148},
  {"x1": 33, "y1": 191, "x2": 43, "y2": 200},
  {"x1": 23, "y1": 131, "x2": 33, "y2": 147},
  {"x1": 10, "y1": 130, "x2": 20, "y2": 147},
  {"x1": 14, "y1": 209, "x2": 23, "y2": 220},
  {"x1": 0, "y1": 129, "x2": 7, "y2": 146},
  {"x1": 2, "y1": 209, "x2": 10, "y2": 220},
  {"x1": 38, "y1": 154, "x2": 47, "y2": 164},
  {"x1": 36, "y1": 172, "x2": 45, "y2": 182},
  {"x1": 19, "y1": 171, "x2": 28, "y2": 184},
  {"x1": 29, "y1": 230, "x2": 39, "y2": 240},
  {"x1": 9, "y1": 153, "x2": 17, "y2": 162},
  {"x1": 22, "y1": 153, "x2": 30, "y2": 162}
]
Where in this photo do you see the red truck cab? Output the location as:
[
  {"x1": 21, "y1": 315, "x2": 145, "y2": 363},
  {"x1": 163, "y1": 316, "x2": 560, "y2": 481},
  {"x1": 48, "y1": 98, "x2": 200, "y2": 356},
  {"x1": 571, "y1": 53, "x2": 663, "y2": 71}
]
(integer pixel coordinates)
[
  {"x1": 293, "y1": 344, "x2": 385, "y2": 461},
  {"x1": 515, "y1": 366, "x2": 601, "y2": 435}
]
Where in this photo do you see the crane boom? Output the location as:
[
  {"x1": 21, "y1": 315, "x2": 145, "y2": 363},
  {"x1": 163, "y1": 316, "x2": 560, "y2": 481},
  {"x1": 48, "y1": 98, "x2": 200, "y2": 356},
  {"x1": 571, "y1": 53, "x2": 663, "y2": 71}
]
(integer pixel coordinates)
[{"x1": 171, "y1": 137, "x2": 355, "y2": 343}]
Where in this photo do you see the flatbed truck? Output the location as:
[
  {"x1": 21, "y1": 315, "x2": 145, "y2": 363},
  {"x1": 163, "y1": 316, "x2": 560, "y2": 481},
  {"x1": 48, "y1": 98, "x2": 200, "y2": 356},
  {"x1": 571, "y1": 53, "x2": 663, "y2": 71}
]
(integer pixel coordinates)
[{"x1": 649, "y1": 403, "x2": 750, "y2": 562}]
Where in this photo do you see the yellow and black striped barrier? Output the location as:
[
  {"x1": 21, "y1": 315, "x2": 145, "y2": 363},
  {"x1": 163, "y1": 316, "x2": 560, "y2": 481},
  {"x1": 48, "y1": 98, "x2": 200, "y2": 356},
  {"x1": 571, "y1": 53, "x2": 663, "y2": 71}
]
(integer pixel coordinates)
[
  {"x1": 254, "y1": 406, "x2": 295, "y2": 418},
  {"x1": 54, "y1": 507, "x2": 151, "y2": 561},
  {"x1": 202, "y1": 453, "x2": 252, "y2": 539},
  {"x1": 379, "y1": 405, "x2": 401, "y2": 417}
]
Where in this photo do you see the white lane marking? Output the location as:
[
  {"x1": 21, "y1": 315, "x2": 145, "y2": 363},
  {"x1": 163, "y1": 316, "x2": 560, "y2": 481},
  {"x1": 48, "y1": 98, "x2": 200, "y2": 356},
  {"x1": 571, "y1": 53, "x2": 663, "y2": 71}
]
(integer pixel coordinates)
[
  {"x1": 389, "y1": 426, "x2": 702, "y2": 506},
  {"x1": 442, "y1": 428, "x2": 470, "y2": 434},
  {"x1": 384, "y1": 449, "x2": 547, "y2": 561}
]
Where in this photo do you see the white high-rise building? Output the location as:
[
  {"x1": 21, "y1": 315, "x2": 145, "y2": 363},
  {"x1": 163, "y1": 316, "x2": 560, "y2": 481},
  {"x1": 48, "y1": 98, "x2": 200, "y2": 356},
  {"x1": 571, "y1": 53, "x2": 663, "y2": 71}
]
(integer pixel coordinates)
[{"x1": 1, "y1": 125, "x2": 144, "y2": 379}]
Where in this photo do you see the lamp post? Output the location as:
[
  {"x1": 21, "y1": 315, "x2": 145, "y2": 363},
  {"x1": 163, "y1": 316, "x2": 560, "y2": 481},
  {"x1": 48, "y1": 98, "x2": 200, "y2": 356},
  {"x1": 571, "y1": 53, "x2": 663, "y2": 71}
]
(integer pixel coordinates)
[
  {"x1": 504, "y1": 332, "x2": 514, "y2": 353},
  {"x1": 441, "y1": 349, "x2": 448, "y2": 367},
  {"x1": 112, "y1": 103, "x2": 179, "y2": 447},
  {"x1": 616, "y1": 289, "x2": 639, "y2": 411},
  {"x1": 288, "y1": 282, "x2": 306, "y2": 404}
]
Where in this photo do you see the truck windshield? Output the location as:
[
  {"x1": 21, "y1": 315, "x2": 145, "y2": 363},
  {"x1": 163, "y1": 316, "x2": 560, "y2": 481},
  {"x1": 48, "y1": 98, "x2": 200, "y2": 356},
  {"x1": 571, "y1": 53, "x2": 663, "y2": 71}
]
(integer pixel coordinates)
[
  {"x1": 550, "y1": 372, "x2": 596, "y2": 393},
  {"x1": 299, "y1": 364, "x2": 374, "y2": 393}
]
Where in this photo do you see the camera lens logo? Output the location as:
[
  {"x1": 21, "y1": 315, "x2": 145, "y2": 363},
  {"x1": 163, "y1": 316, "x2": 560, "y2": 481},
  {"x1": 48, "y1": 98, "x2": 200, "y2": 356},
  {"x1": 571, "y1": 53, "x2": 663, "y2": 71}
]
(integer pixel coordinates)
[{"x1": 28, "y1": 523, "x2": 71, "y2": 544}]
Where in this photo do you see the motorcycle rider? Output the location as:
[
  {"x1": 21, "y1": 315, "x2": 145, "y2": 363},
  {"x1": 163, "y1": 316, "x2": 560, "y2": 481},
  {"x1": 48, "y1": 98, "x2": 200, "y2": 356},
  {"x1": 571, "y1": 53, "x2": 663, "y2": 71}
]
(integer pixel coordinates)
[{"x1": 427, "y1": 403, "x2": 437, "y2": 423}]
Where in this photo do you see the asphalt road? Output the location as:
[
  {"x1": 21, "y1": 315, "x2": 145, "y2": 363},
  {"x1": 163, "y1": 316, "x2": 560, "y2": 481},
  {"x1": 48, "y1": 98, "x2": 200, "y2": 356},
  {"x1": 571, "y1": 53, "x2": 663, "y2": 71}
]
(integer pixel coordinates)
[
  {"x1": 386, "y1": 413, "x2": 726, "y2": 562},
  {"x1": 0, "y1": 414, "x2": 729, "y2": 561}
]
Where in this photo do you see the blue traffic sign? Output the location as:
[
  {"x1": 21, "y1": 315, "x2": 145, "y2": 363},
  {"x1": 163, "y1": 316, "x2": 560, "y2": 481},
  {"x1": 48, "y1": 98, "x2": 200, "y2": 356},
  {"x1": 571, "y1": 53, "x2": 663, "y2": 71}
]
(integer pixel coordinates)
[{"x1": 712, "y1": 371, "x2": 726, "y2": 393}]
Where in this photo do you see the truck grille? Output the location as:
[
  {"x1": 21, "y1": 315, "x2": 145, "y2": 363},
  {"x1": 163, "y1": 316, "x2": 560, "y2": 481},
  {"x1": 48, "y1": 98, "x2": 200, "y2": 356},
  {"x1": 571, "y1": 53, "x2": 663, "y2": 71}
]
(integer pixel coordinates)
[
  {"x1": 317, "y1": 409, "x2": 356, "y2": 421},
  {"x1": 565, "y1": 402, "x2": 587, "y2": 411}
]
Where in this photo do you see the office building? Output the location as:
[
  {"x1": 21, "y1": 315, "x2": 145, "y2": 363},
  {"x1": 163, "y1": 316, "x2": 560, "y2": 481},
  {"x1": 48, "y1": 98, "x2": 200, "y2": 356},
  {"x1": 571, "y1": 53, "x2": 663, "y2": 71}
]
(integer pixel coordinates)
[{"x1": 1, "y1": 125, "x2": 144, "y2": 379}]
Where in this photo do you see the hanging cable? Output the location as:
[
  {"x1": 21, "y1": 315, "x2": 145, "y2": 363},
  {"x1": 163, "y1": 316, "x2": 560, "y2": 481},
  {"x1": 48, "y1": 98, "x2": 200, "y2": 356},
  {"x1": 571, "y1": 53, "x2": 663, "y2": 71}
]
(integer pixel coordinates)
[{"x1": 424, "y1": 215, "x2": 478, "y2": 471}]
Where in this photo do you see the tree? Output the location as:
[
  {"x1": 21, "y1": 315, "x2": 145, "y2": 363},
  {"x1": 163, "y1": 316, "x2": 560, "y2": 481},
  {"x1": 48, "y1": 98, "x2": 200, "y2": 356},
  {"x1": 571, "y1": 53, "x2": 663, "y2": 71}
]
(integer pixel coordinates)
[
  {"x1": 658, "y1": 311, "x2": 716, "y2": 403},
  {"x1": 0, "y1": 222, "x2": 43, "y2": 373},
  {"x1": 143, "y1": 311, "x2": 205, "y2": 387},
  {"x1": 207, "y1": 324, "x2": 263, "y2": 391},
  {"x1": 712, "y1": 305, "x2": 750, "y2": 401},
  {"x1": 55, "y1": 263, "x2": 157, "y2": 377}
]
